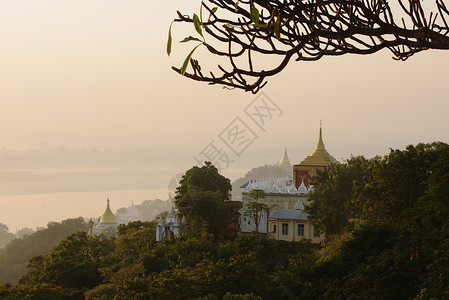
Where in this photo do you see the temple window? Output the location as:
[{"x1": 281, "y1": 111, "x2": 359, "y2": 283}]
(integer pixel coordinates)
[{"x1": 297, "y1": 224, "x2": 304, "y2": 236}]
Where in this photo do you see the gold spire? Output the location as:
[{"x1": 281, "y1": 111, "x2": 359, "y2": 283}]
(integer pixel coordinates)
[
  {"x1": 99, "y1": 198, "x2": 117, "y2": 224},
  {"x1": 315, "y1": 126, "x2": 325, "y2": 151},
  {"x1": 299, "y1": 124, "x2": 338, "y2": 166}
]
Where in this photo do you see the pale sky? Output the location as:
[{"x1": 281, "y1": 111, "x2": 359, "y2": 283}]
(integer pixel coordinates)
[{"x1": 1, "y1": 1, "x2": 448, "y2": 211}]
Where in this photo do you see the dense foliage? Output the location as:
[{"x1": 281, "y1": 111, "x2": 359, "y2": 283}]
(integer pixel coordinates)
[
  {"x1": 303, "y1": 142, "x2": 449, "y2": 298},
  {"x1": 307, "y1": 142, "x2": 448, "y2": 234},
  {"x1": 0, "y1": 218, "x2": 87, "y2": 284},
  {"x1": 175, "y1": 162, "x2": 236, "y2": 237},
  {"x1": 1, "y1": 226, "x2": 315, "y2": 299},
  {"x1": 1, "y1": 143, "x2": 449, "y2": 299}
]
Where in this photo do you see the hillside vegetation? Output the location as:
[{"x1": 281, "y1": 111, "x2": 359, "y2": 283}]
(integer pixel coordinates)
[
  {"x1": 0, "y1": 218, "x2": 86, "y2": 284},
  {"x1": 0, "y1": 143, "x2": 448, "y2": 299}
]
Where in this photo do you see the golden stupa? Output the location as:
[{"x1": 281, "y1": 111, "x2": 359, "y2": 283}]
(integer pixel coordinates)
[
  {"x1": 299, "y1": 126, "x2": 338, "y2": 166},
  {"x1": 99, "y1": 199, "x2": 117, "y2": 224},
  {"x1": 293, "y1": 125, "x2": 338, "y2": 187}
]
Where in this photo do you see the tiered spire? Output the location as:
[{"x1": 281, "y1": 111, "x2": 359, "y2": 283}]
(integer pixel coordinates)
[
  {"x1": 99, "y1": 198, "x2": 117, "y2": 224},
  {"x1": 279, "y1": 147, "x2": 292, "y2": 173},
  {"x1": 299, "y1": 123, "x2": 338, "y2": 166}
]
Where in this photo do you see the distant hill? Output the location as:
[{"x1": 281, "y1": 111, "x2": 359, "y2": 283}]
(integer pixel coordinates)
[{"x1": 116, "y1": 199, "x2": 171, "y2": 224}]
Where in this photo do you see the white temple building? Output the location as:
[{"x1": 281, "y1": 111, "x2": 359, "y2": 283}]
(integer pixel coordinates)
[
  {"x1": 240, "y1": 176, "x2": 311, "y2": 233},
  {"x1": 155, "y1": 201, "x2": 186, "y2": 241},
  {"x1": 239, "y1": 125, "x2": 333, "y2": 244}
]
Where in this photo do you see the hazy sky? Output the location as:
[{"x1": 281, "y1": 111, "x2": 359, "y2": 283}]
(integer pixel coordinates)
[{"x1": 1, "y1": 0, "x2": 449, "y2": 196}]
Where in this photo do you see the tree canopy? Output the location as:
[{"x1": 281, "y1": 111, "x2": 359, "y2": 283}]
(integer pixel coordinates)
[
  {"x1": 20, "y1": 232, "x2": 114, "y2": 291},
  {"x1": 175, "y1": 162, "x2": 235, "y2": 237},
  {"x1": 168, "y1": 0, "x2": 449, "y2": 93},
  {"x1": 0, "y1": 223, "x2": 14, "y2": 250},
  {"x1": 306, "y1": 142, "x2": 449, "y2": 235}
]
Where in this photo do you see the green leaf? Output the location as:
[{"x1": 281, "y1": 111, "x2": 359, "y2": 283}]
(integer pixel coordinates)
[
  {"x1": 180, "y1": 36, "x2": 203, "y2": 43},
  {"x1": 200, "y1": 1, "x2": 204, "y2": 24},
  {"x1": 275, "y1": 17, "x2": 281, "y2": 40},
  {"x1": 234, "y1": 0, "x2": 239, "y2": 13},
  {"x1": 208, "y1": 7, "x2": 218, "y2": 22},
  {"x1": 167, "y1": 22, "x2": 173, "y2": 56},
  {"x1": 250, "y1": 6, "x2": 260, "y2": 25},
  {"x1": 181, "y1": 44, "x2": 201, "y2": 75},
  {"x1": 193, "y1": 14, "x2": 203, "y2": 37}
]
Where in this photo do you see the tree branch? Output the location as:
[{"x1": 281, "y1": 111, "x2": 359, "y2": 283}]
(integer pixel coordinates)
[{"x1": 170, "y1": 0, "x2": 449, "y2": 93}]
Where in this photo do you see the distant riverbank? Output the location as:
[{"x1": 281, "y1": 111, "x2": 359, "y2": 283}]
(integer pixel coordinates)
[{"x1": 0, "y1": 188, "x2": 168, "y2": 231}]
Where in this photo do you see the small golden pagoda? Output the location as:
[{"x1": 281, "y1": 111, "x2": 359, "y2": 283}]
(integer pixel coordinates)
[
  {"x1": 92, "y1": 198, "x2": 119, "y2": 236},
  {"x1": 293, "y1": 125, "x2": 338, "y2": 188},
  {"x1": 99, "y1": 199, "x2": 116, "y2": 224}
]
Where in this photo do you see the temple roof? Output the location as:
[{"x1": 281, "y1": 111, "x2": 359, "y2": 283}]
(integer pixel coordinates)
[
  {"x1": 299, "y1": 126, "x2": 338, "y2": 166},
  {"x1": 242, "y1": 176, "x2": 311, "y2": 195},
  {"x1": 99, "y1": 198, "x2": 117, "y2": 224},
  {"x1": 269, "y1": 209, "x2": 308, "y2": 220}
]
